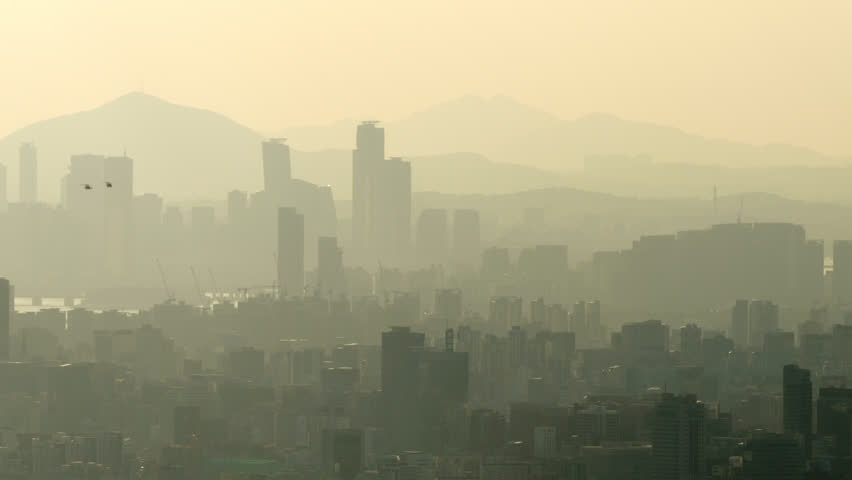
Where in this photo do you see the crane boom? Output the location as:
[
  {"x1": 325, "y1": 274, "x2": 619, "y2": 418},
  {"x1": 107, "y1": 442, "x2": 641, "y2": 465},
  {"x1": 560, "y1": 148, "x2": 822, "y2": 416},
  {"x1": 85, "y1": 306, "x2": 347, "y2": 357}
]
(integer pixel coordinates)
[
  {"x1": 154, "y1": 258, "x2": 175, "y2": 303},
  {"x1": 190, "y1": 266, "x2": 206, "y2": 307}
]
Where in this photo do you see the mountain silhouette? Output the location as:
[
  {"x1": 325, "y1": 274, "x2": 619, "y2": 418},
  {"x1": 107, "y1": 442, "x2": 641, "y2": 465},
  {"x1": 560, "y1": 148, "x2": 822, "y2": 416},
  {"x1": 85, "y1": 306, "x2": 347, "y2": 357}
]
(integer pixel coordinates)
[
  {"x1": 281, "y1": 95, "x2": 850, "y2": 170},
  {"x1": 0, "y1": 92, "x2": 263, "y2": 203},
  {"x1": 2, "y1": 92, "x2": 849, "y2": 204}
]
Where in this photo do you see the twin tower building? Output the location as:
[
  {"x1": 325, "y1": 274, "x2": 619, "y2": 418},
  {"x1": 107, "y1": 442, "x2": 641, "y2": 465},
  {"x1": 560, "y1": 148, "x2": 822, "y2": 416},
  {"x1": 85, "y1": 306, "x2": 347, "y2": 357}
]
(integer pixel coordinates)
[
  {"x1": 276, "y1": 121, "x2": 480, "y2": 298},
  {"x1": 276, "y1": 121, "x2": 412, "y2": 297}
]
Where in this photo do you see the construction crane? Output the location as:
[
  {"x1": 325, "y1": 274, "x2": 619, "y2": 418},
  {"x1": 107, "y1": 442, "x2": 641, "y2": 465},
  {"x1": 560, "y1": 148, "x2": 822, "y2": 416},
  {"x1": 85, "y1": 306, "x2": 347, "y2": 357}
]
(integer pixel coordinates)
[
  {"x1": 208, "y1": 268, "x2": 222, "y2": 301},
  {"x1": 154, "y1": 258, "x2": 175, "y2": 303},
  {"x1": 189, "y1": 266, "x2": 208, "y2": 308}
]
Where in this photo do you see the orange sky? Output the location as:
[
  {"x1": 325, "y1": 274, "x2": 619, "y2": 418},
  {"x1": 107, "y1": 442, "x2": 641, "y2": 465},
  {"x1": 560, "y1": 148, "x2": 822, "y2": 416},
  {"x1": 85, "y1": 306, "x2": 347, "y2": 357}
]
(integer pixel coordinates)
[{"x1": 1, "y1": 0, "x2": 851, "y2": 155}]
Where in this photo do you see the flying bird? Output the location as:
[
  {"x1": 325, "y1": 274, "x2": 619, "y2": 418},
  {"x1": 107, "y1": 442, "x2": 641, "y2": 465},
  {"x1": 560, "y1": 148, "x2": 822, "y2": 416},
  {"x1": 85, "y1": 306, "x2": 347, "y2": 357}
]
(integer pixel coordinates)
[
  {"x1": 81, "y1": 184, "x2": 93, "y2": 190},
  {"x1": 105, "y1": 181, "x2": 113, "y2": 188}
]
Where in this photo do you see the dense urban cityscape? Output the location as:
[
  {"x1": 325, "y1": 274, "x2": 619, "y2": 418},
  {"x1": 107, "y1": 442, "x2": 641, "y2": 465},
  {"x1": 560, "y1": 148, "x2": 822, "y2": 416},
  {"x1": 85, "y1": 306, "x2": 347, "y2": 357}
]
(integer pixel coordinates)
[
  {"x1": 1, "y1": 116, "x2": 852, "y2": 480},
  {"x1": 4, "y1": 2, "x2": 852, "y2": 479}
]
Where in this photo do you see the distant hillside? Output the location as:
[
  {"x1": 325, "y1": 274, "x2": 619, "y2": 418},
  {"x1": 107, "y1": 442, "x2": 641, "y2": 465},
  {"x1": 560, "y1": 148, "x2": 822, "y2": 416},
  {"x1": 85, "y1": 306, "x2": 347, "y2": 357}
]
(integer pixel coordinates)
[
  {"x1": 0, "y1": 92, "x2": 264, "y2": 203},
  {"x1": 292, "y1": 150, "x2": 568, "y2": 199},
  {"x1": 281, "y1": 96, "x2": 851, "y2": 170}
]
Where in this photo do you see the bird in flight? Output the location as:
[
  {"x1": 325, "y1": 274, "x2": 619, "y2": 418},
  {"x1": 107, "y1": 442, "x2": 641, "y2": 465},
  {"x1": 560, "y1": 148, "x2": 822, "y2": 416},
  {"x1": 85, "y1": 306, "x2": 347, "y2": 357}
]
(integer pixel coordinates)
[
  {"x1": 81, "y1": 184, "x2": 93, "y2": 190},
  {"x1": 105, "y1": 181, "x2": 113, "y2": 188}
]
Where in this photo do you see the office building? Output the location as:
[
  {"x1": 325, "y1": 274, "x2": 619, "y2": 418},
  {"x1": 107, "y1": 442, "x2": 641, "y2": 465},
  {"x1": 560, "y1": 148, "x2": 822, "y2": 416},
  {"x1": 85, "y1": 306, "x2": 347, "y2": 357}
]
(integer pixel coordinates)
[
  {"x1": 782, "y1": 364, "x2": 812, "y2": 456},
  {"x1": 19, "y1": 141, "x2": 37, "y2": 203},
  {"x1": 103, "y1": 155, "x2": 133, "y2": 276},
  {"x1": 277, "y1": 207, "x2": 305, "y2": 297},
  {"x1": 262, "y1": 138, "x2": 291, "y2": 200},
  {"x1": 322, "y1": 429, "x2": 364, "y2": 480},
  {"x1": 731, "y1": 299, "x2": 749, "y2": 349},
  {"x1": 680, "y1": 324, "x2": 702, "y2": 365},
  {"x1": 742, "y1": 432, "x2": 805, "y2": 480},
  {"x1": 381, "y1": 326, "x2": 425, "y2": 447},
  {"x1": 749, "y1": 300, "x2": 779, "y2": 349},
  {"x1": 351, "y1": 122, "x2": 410, "y2": 267},
  {"x1": 533, "y1": 426, "x2": 557, "y2": 459},
  {"x1": 0, "y1": 278, "x2": 10, "y2": 361},
  {"x1": 651, "y1": 393, "x2": 705, "y2": 480},
  {"x1": 435, "y1": 288, "x2": 462, "y2": 327},
  {"x1": 416, "y1": 208, "x2": 449, "y2": 267},
  {"x1": 318, "y1": 236, "x2": 345, "y2": 296},
  {"x1": 817, "y1": 387, "x2": 852, "y2": 458},
  {"x1": 489, "y1": 296, "x2": 522, "y2": 331},
  {"x1": 173, "y1": 405, "x2": 201, "y2": 445}
]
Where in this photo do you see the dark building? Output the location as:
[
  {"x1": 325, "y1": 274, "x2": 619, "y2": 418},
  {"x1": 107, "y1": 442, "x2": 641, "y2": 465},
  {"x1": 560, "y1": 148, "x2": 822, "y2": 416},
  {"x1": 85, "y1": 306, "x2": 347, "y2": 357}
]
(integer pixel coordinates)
[
  {"x1": 321, "y1": 429, "x2": 364, "y2": 480},
  {"x1": 742, "y1": 432, "x2": 805, "y2": 480},
  {"x1": 173, "y1": 405, "x2": 201, "y2": 445},
  {"x1": 817, "y1": 387, "x2": 852, "y2": 458},
  {"x1": 381, "y1": 326, "x2": 425, "y2": 448},
  {"x1": 651, "y1": 393, "x2": 705, "y2": 480},
  {"x1": 782, "y1": 364, "x2": 812, "y2": 456},
  {"x1": 227, "y1": 347, "x2": 265, "y2": 383},
  {"x1": 278, "y1": 207, "x2": 305, "y2": 297}
]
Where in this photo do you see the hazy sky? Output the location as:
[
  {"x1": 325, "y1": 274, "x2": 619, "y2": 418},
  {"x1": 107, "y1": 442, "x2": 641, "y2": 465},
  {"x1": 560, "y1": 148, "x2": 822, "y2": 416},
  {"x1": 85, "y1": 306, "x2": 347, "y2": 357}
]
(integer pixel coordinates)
[{"x1": 1, "y1": 0, "x2": 851, "y2": 155}]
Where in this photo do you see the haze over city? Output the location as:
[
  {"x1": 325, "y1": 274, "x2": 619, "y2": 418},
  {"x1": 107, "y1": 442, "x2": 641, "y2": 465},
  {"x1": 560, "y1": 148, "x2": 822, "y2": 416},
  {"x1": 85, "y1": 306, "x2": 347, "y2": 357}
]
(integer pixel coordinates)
[{"x1": 1, "y1": 1, "x2": 852, "y2": 480}]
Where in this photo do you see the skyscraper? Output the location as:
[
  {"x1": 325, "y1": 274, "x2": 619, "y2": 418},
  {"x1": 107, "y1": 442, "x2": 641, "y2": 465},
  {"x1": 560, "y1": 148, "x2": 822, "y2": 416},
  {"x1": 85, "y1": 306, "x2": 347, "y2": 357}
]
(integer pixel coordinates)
[
  {"x1": 19, "y1": 141, "x2": 37, "y2": 203},
  {"x1": 489, "y1": 296, "x2": 522, "y2": 331},
  {"x1": 416, "y1": 208, "x2": 448, "y2": 267},
  {"x1": 351, "y1": 122, "x2": 410, "y2": 267},
  {"x1": 731, "y1": 299, "x2": 749, "y2": 349},
  {"x1": 262, "y1": 138, "x2": 291, "y2": 200},
  {"x1": 742, "y1": 432, "x2": 805, "y2": 480},
  {"x1": 278, "y1": 207, "x2": 305, "y2": 297},
  {"x1": 435, "y1": 288, "x2": 463, "y2": 327},
  {"x1": 680, "y1": 324, "x2": 702, "y2": 366},
  {"x1": 103, "y1": 155, "x2": 133, "y2": 277},
  {"x1": 352, "y1": 121, "x2": 384, "y2": 264},
  {"x1": 381, "y1": 326, "x2": 425, "y2": 448},
  {"x1": 782, "y1": 364, "x2": 812, "y2": 456},
  {"x1": 452, "y1": 209, "x2": 480, "y2": 266},
  {"x1": 317, "y1": 236, "x2": 345, "y2": 296},
  {"x1": 0, "y1": 278, "x2": 11, "y2": 361},
  {"x1": 651, "y1": 393, "x2": 705, "y2": 480},
  {"x1": 816, "y1": 387, "x2": 852, "y2": 458},
  {"x1": 748, "y1": 300, "x2": 778, "y2": 349}
]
